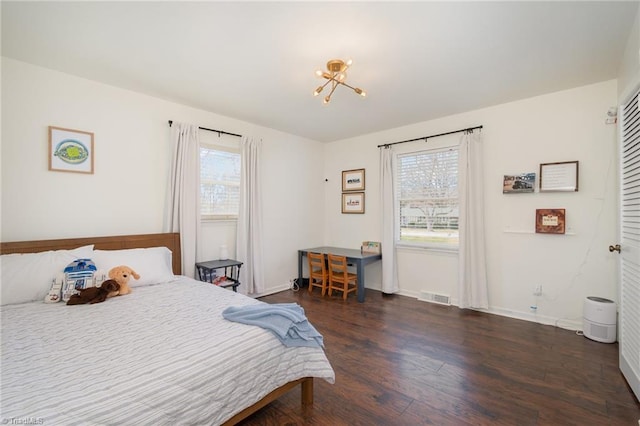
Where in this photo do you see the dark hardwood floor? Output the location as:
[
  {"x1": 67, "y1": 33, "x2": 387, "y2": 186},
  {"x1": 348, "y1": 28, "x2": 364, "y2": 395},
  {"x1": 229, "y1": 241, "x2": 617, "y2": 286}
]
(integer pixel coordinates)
[{"x1": 239, "y1": 288, "x2": 640, "y2": 425}]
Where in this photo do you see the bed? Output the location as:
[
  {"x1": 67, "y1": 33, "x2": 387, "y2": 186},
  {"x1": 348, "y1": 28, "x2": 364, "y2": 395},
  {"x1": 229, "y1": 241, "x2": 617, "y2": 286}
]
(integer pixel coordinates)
[{"x1": 0, "y1": 233, "x2": 335, "y2": 425}]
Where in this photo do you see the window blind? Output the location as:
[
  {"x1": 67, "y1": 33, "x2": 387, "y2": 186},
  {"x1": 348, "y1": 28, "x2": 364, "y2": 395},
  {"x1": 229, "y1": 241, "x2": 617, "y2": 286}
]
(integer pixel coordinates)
[
  {"x1": 200, "y1": 147, "x2": 241, "y2": 219},
  {"x1": 397, "y1": 147, "x2": 459, "y2": 247}
]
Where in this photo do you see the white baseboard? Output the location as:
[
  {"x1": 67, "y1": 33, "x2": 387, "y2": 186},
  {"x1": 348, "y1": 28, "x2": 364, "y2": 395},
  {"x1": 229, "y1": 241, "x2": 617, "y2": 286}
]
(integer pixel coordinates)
[
  {"x1": 251, "y1": 283, "x2": 294, "y2": 299},
  {"x1": 394, "y1": 288, "x2": 582, "y2": 331},
  {"x1": 477, "y1": 306, "x2": 582, "y2": 331}
]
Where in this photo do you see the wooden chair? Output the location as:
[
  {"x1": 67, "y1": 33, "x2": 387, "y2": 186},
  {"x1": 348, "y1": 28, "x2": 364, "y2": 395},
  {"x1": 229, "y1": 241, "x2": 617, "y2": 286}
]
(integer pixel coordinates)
[
  {"x1": 327, "y1": 254, "x2": 358, "y2": 300},
  {"x1": 308, "y1": 252, "x2": 328, "y2": 296}
]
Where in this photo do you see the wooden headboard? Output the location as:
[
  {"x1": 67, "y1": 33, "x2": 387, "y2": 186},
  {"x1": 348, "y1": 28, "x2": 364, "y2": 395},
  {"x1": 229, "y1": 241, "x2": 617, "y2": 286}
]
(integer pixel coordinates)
[{"x1": 0, "y1": 233, "x2": 182, "y2": 275}]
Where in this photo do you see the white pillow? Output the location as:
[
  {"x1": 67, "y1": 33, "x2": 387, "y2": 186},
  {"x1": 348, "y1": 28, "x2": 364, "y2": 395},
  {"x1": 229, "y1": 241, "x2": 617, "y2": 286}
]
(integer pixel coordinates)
[
  {"x1": 1, "y1": 245, "x2": 94, "y2": 305},
  {"x1": 92, "y1": 246, "x2": 175, "y2": 287}
]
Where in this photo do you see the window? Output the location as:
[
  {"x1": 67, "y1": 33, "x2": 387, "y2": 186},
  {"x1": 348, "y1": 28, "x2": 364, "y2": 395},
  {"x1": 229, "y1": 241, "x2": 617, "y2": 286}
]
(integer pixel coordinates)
[
  {"x1": 397, "y1": 146, "x2": 459, "y2": 249},
  {"x1": 200, "y1": 145, "x2": 241, "y2": 220}
]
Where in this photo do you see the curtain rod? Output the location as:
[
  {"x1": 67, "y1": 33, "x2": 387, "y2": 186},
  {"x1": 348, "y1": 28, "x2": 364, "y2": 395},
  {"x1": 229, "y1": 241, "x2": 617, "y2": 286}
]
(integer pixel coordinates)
[
  {"x1": 168, "y1": 120, "x2": 242, "y2": 138},
  {"x1": 377, "y1": 125, "x2": 483, "y2": 148}
]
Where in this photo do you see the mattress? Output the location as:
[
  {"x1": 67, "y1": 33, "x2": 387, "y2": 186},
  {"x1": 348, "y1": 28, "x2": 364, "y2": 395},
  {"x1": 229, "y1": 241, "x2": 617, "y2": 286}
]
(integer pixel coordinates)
[{"x1": 0, "y1": 277, "x2": 335, "y2": 425}]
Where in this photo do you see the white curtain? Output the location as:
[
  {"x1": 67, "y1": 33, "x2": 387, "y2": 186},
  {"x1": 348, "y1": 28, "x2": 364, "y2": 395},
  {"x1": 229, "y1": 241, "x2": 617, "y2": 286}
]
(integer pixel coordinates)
[
  {"x1": 380, "y1": 146, "x2": 399, "y2": 294},
  {"x1": 167, "y1": 122, "x2": 201, "y2": 278},
  {"x1": 457, "y1": 130, "x2": 488, "y2": 309},
  {"x1": 236, "y1": 136, "x2": 264, "y2": 295}
]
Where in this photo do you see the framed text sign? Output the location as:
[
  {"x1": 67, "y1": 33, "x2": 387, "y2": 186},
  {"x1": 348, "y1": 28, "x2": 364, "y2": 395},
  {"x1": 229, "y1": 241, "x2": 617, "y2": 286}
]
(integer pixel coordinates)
[
  {"x1": 539, "y1": 161, "x2": 578, "y2": 192},
  {"x1": 535, "y1": 209, "x2": 566, "y2": 234}
]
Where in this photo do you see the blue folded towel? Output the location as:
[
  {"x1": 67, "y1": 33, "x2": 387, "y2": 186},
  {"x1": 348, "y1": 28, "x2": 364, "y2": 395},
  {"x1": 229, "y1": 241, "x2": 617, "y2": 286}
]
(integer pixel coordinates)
[{"x1": 222, "y1": 303, "x2": 324, "y2": 348}]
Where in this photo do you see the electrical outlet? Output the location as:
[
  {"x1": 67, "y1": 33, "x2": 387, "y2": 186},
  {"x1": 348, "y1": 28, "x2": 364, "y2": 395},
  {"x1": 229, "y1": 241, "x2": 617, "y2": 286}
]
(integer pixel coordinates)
[{"x1": 533, "y1": 285, "x2": 542, "y2": 296}]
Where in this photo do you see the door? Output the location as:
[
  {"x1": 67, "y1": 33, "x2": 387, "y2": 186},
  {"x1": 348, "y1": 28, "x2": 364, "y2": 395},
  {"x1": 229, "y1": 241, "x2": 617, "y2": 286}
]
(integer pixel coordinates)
[{"x1": 618, "y1": 87, "x2": 640, "y2": 401}]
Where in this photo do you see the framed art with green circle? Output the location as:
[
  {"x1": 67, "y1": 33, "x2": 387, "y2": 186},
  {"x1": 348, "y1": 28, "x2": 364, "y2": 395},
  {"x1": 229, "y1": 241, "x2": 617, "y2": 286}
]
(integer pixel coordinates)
[{"x1": 48, "y1": 126, "x2": 94, "y2": 174}]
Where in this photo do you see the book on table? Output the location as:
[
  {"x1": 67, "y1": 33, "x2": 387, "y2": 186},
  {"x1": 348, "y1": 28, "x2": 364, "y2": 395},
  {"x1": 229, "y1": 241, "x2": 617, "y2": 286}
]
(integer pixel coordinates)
[{"x1": 361, "y1": 241, "x2": 381, "y2": 254}]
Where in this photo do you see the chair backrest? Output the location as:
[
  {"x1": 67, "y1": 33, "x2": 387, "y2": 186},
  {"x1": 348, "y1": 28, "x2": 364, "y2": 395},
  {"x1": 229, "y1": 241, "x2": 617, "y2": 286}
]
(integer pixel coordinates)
[
  {"x1": 308, "y1": 252, "x2": 326, "y2": 275},
  {"x1": 327, "y1": 254, "x2": 349, "y2": 281}
]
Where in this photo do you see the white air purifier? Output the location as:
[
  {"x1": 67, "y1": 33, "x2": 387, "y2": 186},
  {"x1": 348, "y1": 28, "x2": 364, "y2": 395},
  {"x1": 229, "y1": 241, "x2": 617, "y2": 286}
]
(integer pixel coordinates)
[{"x1": 583, "y1": 296, "x2": 617, "y2": 343}]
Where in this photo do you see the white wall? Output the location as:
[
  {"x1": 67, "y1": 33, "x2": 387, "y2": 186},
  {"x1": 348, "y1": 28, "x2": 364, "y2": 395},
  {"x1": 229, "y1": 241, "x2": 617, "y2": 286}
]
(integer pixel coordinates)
[
  {"x1": 0, "y1": 57, "x2": 623, "y2": 328},
  {"x1": 1, "y1": 57, "x2": 325, "y2": 294},
  {"x1": 324, "y1": 80, "x2": 619, "y2": 329},
  {"x1": 618, "y1": 6, "x2": 640, "y2": 100}
]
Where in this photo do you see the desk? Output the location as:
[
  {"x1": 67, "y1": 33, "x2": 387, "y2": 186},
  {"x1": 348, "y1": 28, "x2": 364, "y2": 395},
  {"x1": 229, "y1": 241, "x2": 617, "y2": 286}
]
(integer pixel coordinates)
[
  {"x1": 298, "y1": 247, "x2": 382, "y2": 303},
  {"x1": 195, "y1": 259, "x2": 242, "y2": 292}
]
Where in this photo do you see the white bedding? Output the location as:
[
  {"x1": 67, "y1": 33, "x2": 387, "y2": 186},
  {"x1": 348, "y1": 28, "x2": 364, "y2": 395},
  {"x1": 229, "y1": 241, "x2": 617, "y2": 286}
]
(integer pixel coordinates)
[{"x1": 1, "y1": 277, "x2": 335, "y2": 425}]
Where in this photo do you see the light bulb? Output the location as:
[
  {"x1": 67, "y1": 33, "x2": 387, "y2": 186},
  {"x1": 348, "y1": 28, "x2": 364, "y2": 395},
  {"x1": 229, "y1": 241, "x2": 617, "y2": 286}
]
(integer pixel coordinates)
[
  {"x1": 313, "y1": 86, "x2": 323, "y2": 96},
  {"x1": 355, "y1": 88, "x2": 366, "y2": 97},
  {"x1": 323, "y1": 96, "x2": 331, "y2": 104},
  {"x1": 315, "y1": 70, "x2": 324, "y2": 78},
  {"x1": 346, "y1": 58, "x2": 353, "y2": 67},
  {"x1": 337, "y1": 72, "x2": 346, "y2": 82}
]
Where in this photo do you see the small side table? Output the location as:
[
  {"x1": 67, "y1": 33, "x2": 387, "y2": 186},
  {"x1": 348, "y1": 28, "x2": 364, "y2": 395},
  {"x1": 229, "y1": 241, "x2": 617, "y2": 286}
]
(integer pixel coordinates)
[{"x1": 195, "y1": 259, "x2": 243, "y2": 292}]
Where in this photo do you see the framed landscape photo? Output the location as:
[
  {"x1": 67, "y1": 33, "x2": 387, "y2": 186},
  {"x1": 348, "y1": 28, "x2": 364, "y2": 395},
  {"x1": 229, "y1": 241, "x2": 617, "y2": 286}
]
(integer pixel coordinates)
[
  {"x1": 342, "y1": 168, "x2": 365, "y2": 191},
  {"x1": 342, "y1": 192, "x2": 365, "y2": 214},
  {"x1": 535, "y1": 208, "x2": 566, "y2": 234},
  {"x1": 48, "y1": 126, "x2": 94, "y2": 174},
  {"x1": 539, "y1": 161, "x2": 578, "y2": 192}
]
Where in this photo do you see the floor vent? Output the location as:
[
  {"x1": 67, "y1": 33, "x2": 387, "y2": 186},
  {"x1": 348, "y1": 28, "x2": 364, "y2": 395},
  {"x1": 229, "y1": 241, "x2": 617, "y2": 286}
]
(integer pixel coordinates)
[{"x1": 418, "y1": 291, "x2": 451, "y2": 306}]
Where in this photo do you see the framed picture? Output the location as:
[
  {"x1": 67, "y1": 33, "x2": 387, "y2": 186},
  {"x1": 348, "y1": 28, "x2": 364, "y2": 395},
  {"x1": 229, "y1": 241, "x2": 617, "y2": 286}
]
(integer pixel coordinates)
[
  {"x1": 342, "y1": 168, "x2": 365, "y2": 191},
  {"x1": 503, "y1": 173, "x2": 536, "y2": 193},
  {"x1": 539, "y1": 161, "x2": 578, "y2": 192},
  {"x1": 535, "y1": 209, "x2": 566, "y2": 234},
  {"x1": 49, "y1": 126, "x2": 94, "y2": 174},
  {"x1": 342, "y1": 192, "x2": 365, "y2": 214}
]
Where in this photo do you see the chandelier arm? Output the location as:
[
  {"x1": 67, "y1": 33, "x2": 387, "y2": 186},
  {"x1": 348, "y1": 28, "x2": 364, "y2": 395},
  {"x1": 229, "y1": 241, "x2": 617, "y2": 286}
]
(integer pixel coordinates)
[
  {"x1": 319, "y1": 78, "x2": 333, "y2": 90},
  {"x1": 338, "y1": 81, "x2": 356, "y2": 91},
  {"x1": 337, "y1": 80, "x2": 361, "y2": 92},
  {"x1": 337, "y1": 80, "x2": 365, "y2": 96},
  {"x1": 326, "y1": 79, "x2": 339, "y2": 98},
  {"x1": 324, "y1": 74, "x2": 342, "y2": 84},
  {"x1": 314, "y1": 76, "x2": 335, "y2": 96}
]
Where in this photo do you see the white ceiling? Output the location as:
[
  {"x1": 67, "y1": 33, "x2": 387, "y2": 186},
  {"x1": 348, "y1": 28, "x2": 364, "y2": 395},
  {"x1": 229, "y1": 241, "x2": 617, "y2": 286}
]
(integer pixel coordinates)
[{"x1": 2, "y1": 1, "x2": 637, "y2": 142}]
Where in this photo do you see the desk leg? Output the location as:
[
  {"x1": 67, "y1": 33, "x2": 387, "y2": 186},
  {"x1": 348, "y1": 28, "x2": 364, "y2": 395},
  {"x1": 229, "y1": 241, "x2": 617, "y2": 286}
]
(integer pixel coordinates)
[
  {"x1": 356, "y1": 260, "x2": 365, "y2": 303},
  {"x1": 236, "y1": 264, "x2": 242, "y2": 286},
  {"x1": 298, "y1": 251, "x2": 304, "y2": 285}
]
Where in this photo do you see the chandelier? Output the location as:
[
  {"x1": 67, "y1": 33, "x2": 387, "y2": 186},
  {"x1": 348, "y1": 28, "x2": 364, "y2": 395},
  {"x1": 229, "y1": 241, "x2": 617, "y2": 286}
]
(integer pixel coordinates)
[{"x1": 313, "y1": 59, "x2": 366, "y2": 104}]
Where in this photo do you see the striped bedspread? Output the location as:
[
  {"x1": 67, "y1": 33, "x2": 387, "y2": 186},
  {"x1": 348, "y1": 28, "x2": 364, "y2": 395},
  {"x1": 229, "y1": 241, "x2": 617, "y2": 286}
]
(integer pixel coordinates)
[{"x1": 0, "y1": 277, "x2": 335, "y2": 425}]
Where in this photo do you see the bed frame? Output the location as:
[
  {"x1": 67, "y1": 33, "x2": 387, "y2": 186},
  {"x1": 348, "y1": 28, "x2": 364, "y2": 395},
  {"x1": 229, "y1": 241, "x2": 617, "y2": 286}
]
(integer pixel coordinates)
[
  {"x1": 0, "y1": 232, "x2": 183, "y2": 274},
  {"x1": 0, "y1": 232, "x2": 314, "y2": 425}
]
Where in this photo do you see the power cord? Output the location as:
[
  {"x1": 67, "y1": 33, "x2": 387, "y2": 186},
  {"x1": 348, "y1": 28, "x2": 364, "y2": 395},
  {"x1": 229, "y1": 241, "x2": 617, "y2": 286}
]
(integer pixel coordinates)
[{"x1": 290, "y1": 278, "x2": 299, "y2": 292}]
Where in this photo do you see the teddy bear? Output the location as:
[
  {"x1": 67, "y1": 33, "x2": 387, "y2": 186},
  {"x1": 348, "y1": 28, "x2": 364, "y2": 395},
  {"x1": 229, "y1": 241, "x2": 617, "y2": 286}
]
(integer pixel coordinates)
[
  {"x1": 108, "y1": 265, "x2": 140, "y2": 296},
  {"x1": 66, "y1": 280, "x2": 120, "y2": 305}
]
